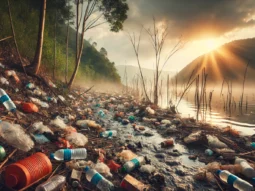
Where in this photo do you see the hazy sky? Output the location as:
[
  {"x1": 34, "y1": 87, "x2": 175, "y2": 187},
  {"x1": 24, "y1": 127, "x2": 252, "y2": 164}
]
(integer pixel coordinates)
[{"x1": 84, "y1": 0, "x2": 255, "y2": 72}]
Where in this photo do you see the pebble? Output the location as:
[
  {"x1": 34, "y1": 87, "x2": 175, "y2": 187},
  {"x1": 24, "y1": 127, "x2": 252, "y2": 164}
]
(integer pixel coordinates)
[
  {"x1": 165, "y1": 160, "x2": 180, "y2": 166},
  {"x1": 175, "y1": 166, "x2": 186, "y2": 176},
  {"x1": 155, "y1": 153, "x2": 166, "y2": 159},
  {"x1": 144, "y1": 130, "x2": 154, "y2": 137},
  {"x1": 167, "y1": 151, "x2": 182, "y2": 157}
]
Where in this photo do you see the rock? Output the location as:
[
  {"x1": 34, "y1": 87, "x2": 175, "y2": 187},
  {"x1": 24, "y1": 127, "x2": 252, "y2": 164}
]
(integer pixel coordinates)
[
  {"x1": 155, "y1": 153, "x2": 166, "y2": 159},
  {"x1": 167, "y1": 151, "x2": 182, "y2": 157},
  {"x1": 121, "y1": 119, "x2": 129, "y2": 125},
  {"x1": 162, "y1": 187, "x2": 175, "y2": 191},
  {"x1": 144, "y1": 130, "x2": 154, "y2": 137},
  {"x1": 176, "y1": 183, "x2": 187, "y2": 191},
  {"x1": 172, "y1": 118, "x2": 181, "y2": 125},
  {"x1": 127, "y1": 143, "x2": 137, "y2": 151},
  {"x1": 175, "y1": 166, "x2": 185, "y2": 176},
  {"x1": 135, "y1": 141, "x2": 143, "y2": 148},
  {"x1": 165, "y1": 160, "x2": 180, "y2": 166},
  {"x1": 188, "y1": 155, "x2": 197, "y2": 160}
]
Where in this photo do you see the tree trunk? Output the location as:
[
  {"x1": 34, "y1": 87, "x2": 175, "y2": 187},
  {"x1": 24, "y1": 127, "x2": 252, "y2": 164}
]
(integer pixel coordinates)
[
  {"x1": 7, "y1": 0, "x2": 27, "y2": 77},
  {"x1": 67, "y1": 34, "x2": 84, "y2": 88},
  {"x1": 67, "y1": 1, "x2": 80, "y2": 89},
  {"x1": 154, "y1": 68, "x2": 159, "y2": 105},
  {"x1": 32, "y1": 0, "x2": 47, "y2": 74},
  {"x1": 53, "y1": 10, "x2": 57, "y2": 79},
  {"x1": 65, "y1": 20, "x2": 70, "y2": 84}
]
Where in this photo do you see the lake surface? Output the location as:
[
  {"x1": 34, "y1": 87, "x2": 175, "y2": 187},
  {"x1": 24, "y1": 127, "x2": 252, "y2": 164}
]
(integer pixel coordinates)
[{"x1": 160, "y1": 87, "x2": 255, "y2": 136}]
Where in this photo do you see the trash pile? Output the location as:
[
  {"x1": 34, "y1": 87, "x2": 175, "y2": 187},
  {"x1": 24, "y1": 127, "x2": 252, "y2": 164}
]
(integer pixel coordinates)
[{"x1": 0, "y1": 63, "x2": 255, "y2": 191}]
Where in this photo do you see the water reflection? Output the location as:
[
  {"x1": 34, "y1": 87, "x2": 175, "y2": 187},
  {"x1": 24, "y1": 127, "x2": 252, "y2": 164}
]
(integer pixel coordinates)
[{"x1": 160, "y1": 91, "x2": 255, "y2": 136}]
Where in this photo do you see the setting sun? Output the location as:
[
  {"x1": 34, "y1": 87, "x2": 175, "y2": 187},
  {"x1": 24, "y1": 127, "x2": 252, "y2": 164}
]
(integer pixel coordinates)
[{"x1": 204, "y1": 39, "x2": 221, "y2": 52}]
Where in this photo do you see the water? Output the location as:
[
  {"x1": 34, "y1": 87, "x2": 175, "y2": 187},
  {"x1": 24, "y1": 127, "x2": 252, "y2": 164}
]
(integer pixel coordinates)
[{"x1": 160, "y1": 88, "x2": 255, "y2": 136}]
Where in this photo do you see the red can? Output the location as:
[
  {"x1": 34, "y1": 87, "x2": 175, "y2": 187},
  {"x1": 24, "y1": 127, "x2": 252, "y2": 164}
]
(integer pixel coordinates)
[
  {"x1": 5, "y1": 152, "x2": 52, "y2": 189},
  {"x1": 161, "y1": 138, "x2": 174, "y2": 147}
]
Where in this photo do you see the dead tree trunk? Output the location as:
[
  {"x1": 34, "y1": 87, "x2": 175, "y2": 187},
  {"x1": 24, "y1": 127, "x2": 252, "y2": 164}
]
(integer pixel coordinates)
[{"x1": 32, "y1": 0, "x2": 47, "y2": 74}]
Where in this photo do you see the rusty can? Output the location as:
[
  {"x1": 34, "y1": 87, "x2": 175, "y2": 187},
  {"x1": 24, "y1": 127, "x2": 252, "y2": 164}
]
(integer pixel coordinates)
[
  {"x1": 120, "y1": 174, "x2": 149, "y2": 191},
  {"x1": 161, "y1": 138, "x2": 174, "y2": 148}
]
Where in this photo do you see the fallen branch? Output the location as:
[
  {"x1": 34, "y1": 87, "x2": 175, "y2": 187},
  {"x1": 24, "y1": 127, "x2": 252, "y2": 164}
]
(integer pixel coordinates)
[
  {"x1": 0, "y1": 36, "x2": 13, "y2": 42},
  {"x1": 0, "y1": 149, "x2": 17, "y2": 170},
  {"x1": 78, "y1": 85, "x2": 94, "y2": 97}
]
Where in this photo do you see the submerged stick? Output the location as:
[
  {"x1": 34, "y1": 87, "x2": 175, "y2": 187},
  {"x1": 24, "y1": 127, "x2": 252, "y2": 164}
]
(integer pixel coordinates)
[{"x1": 240, "y1": 63, "x2": 249, "y2": 109}]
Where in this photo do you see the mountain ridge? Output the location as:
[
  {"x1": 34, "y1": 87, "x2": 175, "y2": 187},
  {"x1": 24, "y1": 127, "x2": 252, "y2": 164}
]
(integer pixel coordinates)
[{"x1": 177, "y1": 38, "x2": 255, "y2": 85}]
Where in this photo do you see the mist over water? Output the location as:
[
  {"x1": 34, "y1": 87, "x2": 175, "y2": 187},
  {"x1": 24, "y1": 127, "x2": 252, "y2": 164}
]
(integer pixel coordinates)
[{"x1": 160, "y1": 86, "x2": 255, "y2": 136}]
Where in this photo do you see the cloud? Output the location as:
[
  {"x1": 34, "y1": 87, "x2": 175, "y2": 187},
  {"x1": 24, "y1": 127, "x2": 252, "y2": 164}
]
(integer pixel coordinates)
[{"x1": 125, "y1": 0, "x2": 255, "y2": 40}]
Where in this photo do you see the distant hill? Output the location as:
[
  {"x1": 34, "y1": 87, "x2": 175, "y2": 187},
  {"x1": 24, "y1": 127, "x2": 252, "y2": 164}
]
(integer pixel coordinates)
[
  {"x1": 177, "y1": 38, "x2": 255, "y2": 85},
  {"x1": 116, "y1": 65, "x2": 175, "y2": 85}
]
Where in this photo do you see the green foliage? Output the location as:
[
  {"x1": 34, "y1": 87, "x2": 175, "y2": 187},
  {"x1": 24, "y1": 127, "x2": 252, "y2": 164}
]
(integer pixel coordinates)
[
  {"x1": 0, "y1": 0, "x2": 120, "y2": 83},
  {"x1": 100, "y1": 0, "x2": 129, "y2": 32}
]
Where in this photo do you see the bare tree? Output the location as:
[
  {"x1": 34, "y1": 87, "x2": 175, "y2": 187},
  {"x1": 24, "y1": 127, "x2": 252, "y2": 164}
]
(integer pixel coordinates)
[
  {"x1": 144, "y1": 18, "x2": 185, "y2": 105},
  {"x1": 127, "y1": 30, "x2": 150, "y2": 102},
  {"x1": 32, "y1": 0, "x2": 47, "y2": 74}
]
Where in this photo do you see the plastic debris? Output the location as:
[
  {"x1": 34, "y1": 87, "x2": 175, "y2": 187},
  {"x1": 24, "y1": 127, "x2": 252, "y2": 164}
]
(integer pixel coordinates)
[
  {"x1": 94, "y1": 162, "x2": 113, "y2": 177},
  {"x1": 184, "y1": 131, "x2": 202, "y2": 144},
  {"x1": 140, "y1": 164, "x2": 156, "y2": 174},
  {"x1": 50, "y1": 117, "x2": 67, "y2": 129},
  {"x1": 207, "y1": 135, "x2": 228, "y2": 149},
  {"x1": 0, "y1": 77, "x2": 9, "y2": 85},
  {"x1": 22, "y1": 102, "x2": 39, "y2": 113},
  {"x1": 66, "y1": 132, "x2": 88, "y2": 146},
  {"x1": 32, "y1": 121, "x2": 53, "y2": 134},
  {"x1": 0, "y1": 121, "x2": 34, "y2": 151}
]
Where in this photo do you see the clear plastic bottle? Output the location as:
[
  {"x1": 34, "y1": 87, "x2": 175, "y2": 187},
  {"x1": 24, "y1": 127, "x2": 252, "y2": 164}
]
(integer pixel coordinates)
[
  {"x1": 100, "y1": 130, "x2": 117, "y2": 138},
  {"x1": 122, "y1": 156, "x2": 145, "y2": 173},
  {"x1": 217, "y1": 170, "x2": 253, "y2": 191},
  {"x1": 84, "y1": 166, "x2": 114, "y2": 191},
  {"x1": 0, "y1": 89, "x2": 16, "y2": 112},
  {"x1": 235, "y1": 157, "x2": 255, "y2": 178},
  {"x1": 50, "y1": 148, "x2": 87, "y2": 161},
  {"x1": 35, "y1": 175, "x2": 66, "y2": 191},
  {"x1": 26, "y1": 82, "x2": 35, "y2": 89}
]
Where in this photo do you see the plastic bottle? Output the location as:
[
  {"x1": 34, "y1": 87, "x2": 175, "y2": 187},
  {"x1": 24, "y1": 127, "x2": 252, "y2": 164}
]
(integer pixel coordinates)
[
  {"x1": 235, "y1": 157, "x2": 255, "y2": 178},
  {"x1": 50, "y1": 148, "x2": 87, "y2": 161},
  {"x1": 98, "y1": 110, "x2": 105, "y2": 118},
  {"x1": 0, "y1": 89, "x2": 16, "y2": 112},
  {"x1": 35, "y1": 175, "x2": 66, "y2": 191},
  {"x1": 84, "y1": 166, "x2": 114, "y2": 191},
  {"x1": 100, "y1": 130, "x2": 117, "y2": 138},
  {"x1": 26, "y1": 82, "x2": 35, "y2": 89},
  {"x1": 122, "y1": 156, "x2": 145, "y2": 173},
  {"x1": 216, "y1": 170, "x2": 253, "y2": 191}
]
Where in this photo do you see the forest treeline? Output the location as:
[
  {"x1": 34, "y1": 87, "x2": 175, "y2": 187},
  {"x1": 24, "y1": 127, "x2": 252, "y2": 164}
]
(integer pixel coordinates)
[{"x1": 0, "y1": 0, "x2": 122, "y2": 84}]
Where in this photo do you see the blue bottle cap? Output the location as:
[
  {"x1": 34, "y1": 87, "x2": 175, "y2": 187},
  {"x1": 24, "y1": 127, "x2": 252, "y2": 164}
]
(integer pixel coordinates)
[
  {"x1": 99, "y1": 132, "x2": 103, "y2": 137},
  {"x1": 216, "y1": 170, "x2": 222, "y2": 175},
  {"x1": 50, "y1": 153, "x2": 54, "y2": 159},
  {"x1": 84, "y1": 166, "x2": 89, "y2": 172},
  {"x1": 252, "y1": 178, "x2": 255, "y2": 185}
]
